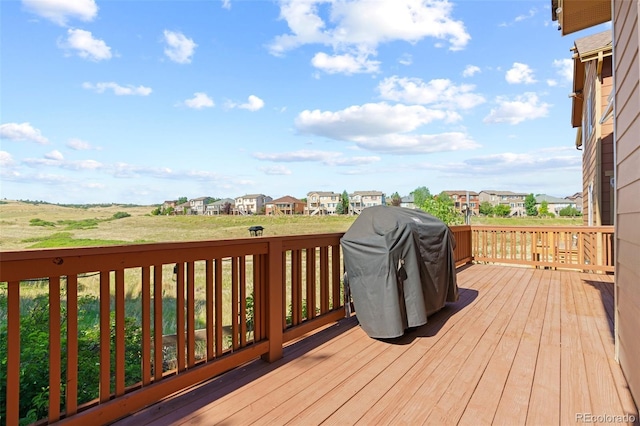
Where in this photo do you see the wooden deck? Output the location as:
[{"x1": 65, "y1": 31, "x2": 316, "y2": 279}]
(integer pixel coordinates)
[{"x1": 113, "y1": 264, "x2": 638, "y2": 425}]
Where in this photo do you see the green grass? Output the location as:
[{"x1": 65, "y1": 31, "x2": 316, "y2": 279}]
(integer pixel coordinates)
[
  {"x1": 471, "y1": 216, "x2": 583, "y2": 226},
  {"x1": 21, "y1": 232, "x2": 136, "y2": 248}
]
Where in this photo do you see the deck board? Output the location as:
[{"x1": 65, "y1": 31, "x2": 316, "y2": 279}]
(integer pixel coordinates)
[{"x1": 113, "y1": 265, "x2": 638, "y2": 426}]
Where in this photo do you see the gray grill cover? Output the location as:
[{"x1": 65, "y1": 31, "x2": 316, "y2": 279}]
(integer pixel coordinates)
[{"x1": 341, "y1": 206, "x2": 459, "y2": 338}]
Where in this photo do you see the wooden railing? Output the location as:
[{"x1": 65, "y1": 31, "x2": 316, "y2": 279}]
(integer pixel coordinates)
[
  {"x1": 472, "y1": 225, "x2": 615, "y2": 272},
  {"x1": 0, "y1": 234, "x2": 345, "y2": 425},
  {"x1": 0, "y1": 224, "x2": 612, "y2": 425}
]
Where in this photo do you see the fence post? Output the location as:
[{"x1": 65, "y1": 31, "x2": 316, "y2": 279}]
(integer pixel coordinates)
[{"x1": 263, "y1": 239, "x2": 284, "y2": 362}]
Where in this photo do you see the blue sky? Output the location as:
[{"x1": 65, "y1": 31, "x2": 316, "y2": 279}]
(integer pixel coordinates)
[{"x1": 0, "y1": 0, "x2": 610, "y2": 204}]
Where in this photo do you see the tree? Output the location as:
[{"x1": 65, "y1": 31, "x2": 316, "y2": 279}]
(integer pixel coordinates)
[
  {"x1": 222, "y1": 202, "x2": 232, "y2": 215},
  {"x1": 390, "y1": 192, "x2": 402, "y2": 207},
  {"x1": 420, "y1": 192, "x2": 463, "y2": 225},
  {"x1": 538, "y1": 200, "x2": 552, "y2": 217},
  {"x1": 479, "y1": 201, "x2": 494, "y2": 216},
  {"x1": 177, "y1": 196, "x2": 188, "y2": 205},
  {"x1": 559, "y1": 205, "x2": 581, "y2": 217},
  {"x1": 339, "y1": 190, "x2": 349, "y2": 215},
  {"x1": 411, "y1": 186, "x2": 432, "y2": 208},
  {"x1": 493, "y1": 204, "x2": 512, "y2": 217},
  {"x1": 525, "y1": 193, "x2": 537, "y2": 216}
]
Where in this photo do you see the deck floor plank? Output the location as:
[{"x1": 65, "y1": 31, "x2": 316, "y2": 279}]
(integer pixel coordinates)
[
  {"x1": 355, "y1": 265, "x2": 520, "y2": 424},
  {"x1": 491, "y1": 269, "x2": 551, "y2": 425},
  {"x1": 111, "y1": 265, "x2": 638, "y2": 426},
  {"x1": 312, "y1": 275, "x2": 491, "y2": 425},
  {"x1": 458, "y1": 269, "x2": 544, "y2": 425},
  {"x1": 526, "y1": 269, "x2": 562, "y2": 425}
]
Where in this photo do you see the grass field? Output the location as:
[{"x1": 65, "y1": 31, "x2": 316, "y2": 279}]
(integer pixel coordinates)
[
  {"x1": 0, "y1": 201, "x2": 357, "y2": 250},
  {"x1": 0, "y1": 200, "x2": 583, "y2": 250}
]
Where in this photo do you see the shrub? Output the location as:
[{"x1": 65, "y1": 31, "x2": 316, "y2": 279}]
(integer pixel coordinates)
[
  {"x1": 29, "y1": 218, "x2": 56, "y2": 227},
  {"x1": 112, "y1": 212, "x2": 131, "y2": 219}
]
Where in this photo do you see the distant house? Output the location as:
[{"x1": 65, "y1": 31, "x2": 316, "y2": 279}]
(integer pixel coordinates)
[
  {"x1": 265, "y1": 196, "x2": 305, "y2": 215},
  {"x1": 235, "y1": 194, "x2": 272, "y2": 215},
  {"x1": 443, "y1": 190, "x2": 479, "y2": 216},
  {"x1": 189, "y1": 197, "x2": 214, "y2": 215},
  {"x1": 570, "y1": 30, "x2": 614, "y2": 226},
  {"x1": 400, "y1": 194, "x2": 416, "y2": 209},
  {"x1": 306, "y1": 191, "x2": 341, "y2": 215},
  {"x1": 348, "y1": 191, "x2": 385, "y2": 215},
  {"x1": 205, "y1": 198, "x2": 235, "y2": 215},
  {"x1": 479, "y1": 190, "x2": 528, "y2": 216},
  {"x1": 535, "y1": 194, "x2": 576, "y2": 216},
  {"x1": 161, "y1": 200, "x2": 177, "y2": 214},
  {"x1": 566, "y1": 192, "x2": 583, "y2": 213},
  {"x1": 175, "y1": 201, "x2": 191, "y2": 215}
]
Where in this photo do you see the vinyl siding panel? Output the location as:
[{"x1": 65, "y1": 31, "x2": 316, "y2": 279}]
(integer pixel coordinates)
[{"x1": 614, "y1": 0, "x2": 640, "y2": 409}]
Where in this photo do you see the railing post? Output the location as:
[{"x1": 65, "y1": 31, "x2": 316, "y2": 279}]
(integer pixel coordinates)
[{"x1": 263, "y1": 239, "x2": 284, "y2": 362}]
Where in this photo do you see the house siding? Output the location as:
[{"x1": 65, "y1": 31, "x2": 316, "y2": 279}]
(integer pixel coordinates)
[
  {"x1": 581, "y1": 56, "x2": 614, "y2": 227},
  {"x1": 614, "y1": 0, "x2": 640, "y2": 408}
]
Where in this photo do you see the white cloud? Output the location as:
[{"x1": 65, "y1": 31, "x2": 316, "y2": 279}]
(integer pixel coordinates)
[
  {"x1": 259, "y1": 165, "x2": 292, "y2": 175},
  {"x1": 352, "y1": 132, "x2": 479, "y2": 154},
  {"x1": 293, "y1": 103, "x2": 477, "y2": 154},
  {"x1": 0, "y1": 122, "x2": 49, "y2": 144},
  {"x1": 505, "y1": 62, "x2": 536, "y2": 84},
  {"x1": 547, "y1": 79, "x2": 558, "y2": 87},
  {"x1": 253, "y1": 150, "x2": 381, "y2": 166},
  {"x1": 67, "y1": 138, "x2": 99, "y2": 150},
  {"x1": 378, "y1": 76, "x2": 485, "y2": 110},
  {"x1": 483, "y1": 92, "x2": 551, "y2": 125},
  {"x1": 226, "y1": 95, "x2": 265, "y2": 111},
  {"x1": 311, "y1": 51, "x2": 380, "y2": 74},
  {"x1": 269, "y1": 0, "x2": 470, "y2": 74},
  {"x1": 45, "y1": 150, "x2": 64, "y2": 161},
  {"x1": 553, "y1": 58, "x2": 573, "y2": 82},
  {"x1": 23, "y1": 0, "x2": 98, "y2": 26},
  {"x1": 221, "y1": 0, "x2": 231, "y2": 10},
  {"x1": 163, "y1": 30, "x2": 197, "y2": 64},
  {"x1": 183, "y1": 92, "x2": 215, "y2": 109},
  {"x1": 398, "y1": 53, "x2": 413, "y2": 66},
  {"x1": 462, "y1": 65, "x2": 481, "y2": 77},
  {"x1": 82, "y1": 82, "x2": 152, "y2": 96},
  {"x1": 59, "y1": 29, "x2": 112, "y2": 61},
  {"x1": 239, "y1": 95, "x2": 265, "y2": 111},
  {"x1": 438, "y1": 149, "x2": 581, "y2": 176},
  {"x1": 0, "y1": 151, "x2": 15, "y2": 167},
  {"x1": 296, "y1": 102, "x2": 460, "y2": 141},
  {"x1": 514, "y1": 8, "x2": 537, "y2": 22}
]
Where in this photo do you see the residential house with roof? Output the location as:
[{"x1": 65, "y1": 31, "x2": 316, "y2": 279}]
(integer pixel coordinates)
[
  {"x1": 478, "y1": 190, "x2": 528, "y2": 216},
  {"x1": 161, "y1": 200, "x2": 177, "y2": 214},
  {"x1": 265, "y1": 196, "x2": 305, "y2": 215},
  {"x1": 443, "y1": 190, "x2": 479, "y2": 216},
  {"x1": 189, "y1": 197, "x2": 215, "y2": 215},
  {"x1": 348, "y1": 191, "x2": 385, "y2": 215},
  {"x1": 566, "y1": 192, "x2": 583, "y2": 213},
  {"x1": 552, "y1": 0, "x2": 640, "y2": 406},
  {"x1": 400, "y1": 194, "x2": 416, "y2": 209},
  {"x1": 175, "y1": 201, "x2": 191, "y2": 215},
  {"x1": 306, "y1": 191, "x2": 341, "y2": 215},
  {"x1": 205, "y1": 198, "x2": 235, "y2": 215},
  {"x1": 235, "y1": 194, "x2": 272, "y2": 215},
  {"x1": 535, "y1": 194, "x2": 576, "y2": 216},
  {"x1": 570, "y1": 30, "x2": 614, "y2": 226}
]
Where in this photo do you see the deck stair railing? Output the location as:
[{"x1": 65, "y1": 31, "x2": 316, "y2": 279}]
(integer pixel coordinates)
[{"x1": 0, "y1": 225, "x2": 613, "y2": 425}]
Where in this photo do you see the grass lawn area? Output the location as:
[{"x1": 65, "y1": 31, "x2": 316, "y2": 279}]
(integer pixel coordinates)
[{"x1": 0, "y1": 200, "x2": 583, "y2": 250}]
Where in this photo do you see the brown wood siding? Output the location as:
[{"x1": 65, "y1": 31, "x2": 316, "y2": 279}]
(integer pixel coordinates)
[
  {"x1": 614, "y1": 0, "x2": 640, "y2": 410},
  {"x1": 601, "y1": 60, "x2": 614, "y2": 226}
]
